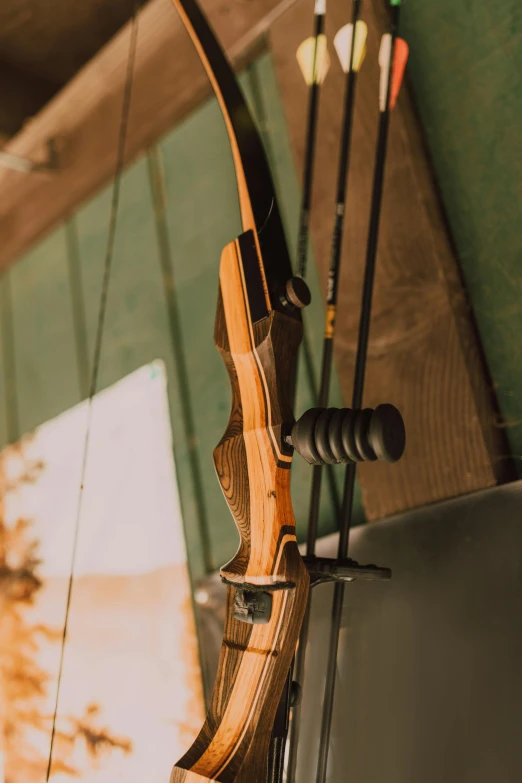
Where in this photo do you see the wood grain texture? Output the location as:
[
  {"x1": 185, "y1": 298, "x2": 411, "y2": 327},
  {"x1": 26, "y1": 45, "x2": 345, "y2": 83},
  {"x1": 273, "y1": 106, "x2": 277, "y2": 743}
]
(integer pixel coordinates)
[
  {"x1": 270, "y1": 0, "x2": 508, "y2": 520},
  {"x1": 213, "y1": 237, "x2": 302, "y2": 585},
  {"x1": 171, "y1": 581, "x2": 306, "y2": 782},
  {"x1": 171, "y1": 235, "x2": 309, "y2": 781},
  {"x1": 400, "y1": 1, "x2": 522, "y2": 470},
  {"x1": 0, "y1": 0, "x2": 295, "y2": 274}
]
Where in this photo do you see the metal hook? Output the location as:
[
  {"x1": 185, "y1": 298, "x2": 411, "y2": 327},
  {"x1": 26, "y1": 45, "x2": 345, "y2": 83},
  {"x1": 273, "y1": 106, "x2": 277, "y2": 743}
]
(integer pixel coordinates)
[{"x1": 0, "y1": 139, "x2": 58, "y2": 173}]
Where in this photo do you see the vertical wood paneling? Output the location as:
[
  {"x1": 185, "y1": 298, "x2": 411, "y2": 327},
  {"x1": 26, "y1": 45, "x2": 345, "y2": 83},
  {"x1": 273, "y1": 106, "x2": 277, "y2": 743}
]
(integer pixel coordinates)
[
  {"x1": 72, "y1": 156, "x2": 209, "y2": 580},
  {"x1": 74, "y1": 160, "x2": 168, "y2": 391},
  {"x1": 147, "y1": 145, "x2": 213, "y2": 576},
  {"x1": 158, "y1": 96, "x2": 245, "y2": 573},
  {"x1": 9, "y1": 228, "x2": 80, "y2": 436},
  {"x1": 64, "y1": 217, "x2": 90, "y2": 400},
  {"x1": 0, "y1": 271, "x2": 18, "y2": 443},
  {"x1": 0, "y1": 286, "x2": 7, "y2": 447}
]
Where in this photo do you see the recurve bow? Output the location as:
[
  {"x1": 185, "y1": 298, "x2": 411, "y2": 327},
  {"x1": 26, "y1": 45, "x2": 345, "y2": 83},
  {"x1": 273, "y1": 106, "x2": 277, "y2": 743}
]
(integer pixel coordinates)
[
  {"x1": 170, "y1": 1, "x2": 310, "y2": 781},
  {"x1": 39, "y1": 0, "x2": 407, "y2": 778},
  {"x1": 169, "y1": 2, "x2": 403, "y2": 781}
]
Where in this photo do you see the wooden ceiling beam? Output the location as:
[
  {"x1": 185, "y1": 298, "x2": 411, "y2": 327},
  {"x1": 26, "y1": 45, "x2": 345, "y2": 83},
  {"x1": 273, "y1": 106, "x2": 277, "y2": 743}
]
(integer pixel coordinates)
[{"x1": 0, "y1": 0, "x2": 295, "y2": 273}]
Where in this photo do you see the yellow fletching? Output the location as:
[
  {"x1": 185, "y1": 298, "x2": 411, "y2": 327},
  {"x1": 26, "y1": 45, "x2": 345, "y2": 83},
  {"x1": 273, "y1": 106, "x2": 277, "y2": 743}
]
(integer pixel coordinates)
[
  {"x1": 296, "y1": 34, "x2": 330, "y2": 85},
  {"x1": 353, "y1": 21, "x2": 368, "y2": 72},
  {"x1": 333, "y1": 21, "x2": 368, "y2": 73}
]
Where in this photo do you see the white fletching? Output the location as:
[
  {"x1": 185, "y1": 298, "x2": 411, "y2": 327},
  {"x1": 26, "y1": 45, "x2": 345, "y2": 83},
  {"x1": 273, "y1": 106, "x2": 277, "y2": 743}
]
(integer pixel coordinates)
[
  {"x1": 334, "y1": 21, "x2": 368, "y2": 73},
  {"x1": 334, "y1": 23, "x2": 353, "y2": 73},
  {"x1": 314, "y1": 0, "x2": 326, "y2": 15},
  {"x1": 379, "y1": 33, "x2": 392, "y2": 111}
]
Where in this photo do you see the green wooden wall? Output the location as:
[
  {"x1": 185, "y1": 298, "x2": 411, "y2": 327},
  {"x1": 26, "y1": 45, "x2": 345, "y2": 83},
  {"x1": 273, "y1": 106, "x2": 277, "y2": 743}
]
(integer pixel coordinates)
[
  {"x1": 0, "y1": 55, "x2": 357, "y2": 582},
  {"x1": 402, "y1": 1, "x2": 522, "y2": 472}
]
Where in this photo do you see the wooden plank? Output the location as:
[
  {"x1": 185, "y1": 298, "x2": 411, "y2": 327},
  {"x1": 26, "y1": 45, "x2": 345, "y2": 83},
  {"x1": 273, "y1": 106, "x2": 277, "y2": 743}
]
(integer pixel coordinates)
[
  {"x1": 0, "y1": 0, "x2": 295, "y2": 274},
  {"x1": 269, "y1": 0, "x2": 509, "y2": 520},
  {"x1": 400, "y1": 0, "x2": 522, "y2": 471}
]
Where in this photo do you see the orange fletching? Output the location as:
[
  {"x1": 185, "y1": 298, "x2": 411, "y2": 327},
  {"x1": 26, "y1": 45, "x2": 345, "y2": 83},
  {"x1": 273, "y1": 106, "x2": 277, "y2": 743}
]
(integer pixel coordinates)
[{"x1": 389, "y1": 37, "x2": 409, "y2": 110}]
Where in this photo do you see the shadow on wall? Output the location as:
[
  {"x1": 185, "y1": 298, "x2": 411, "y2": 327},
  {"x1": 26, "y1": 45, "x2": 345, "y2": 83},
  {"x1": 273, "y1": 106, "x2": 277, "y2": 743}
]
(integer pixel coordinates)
[{"x1": 198, "y1": 481, "x2": 522, "y2": 783}]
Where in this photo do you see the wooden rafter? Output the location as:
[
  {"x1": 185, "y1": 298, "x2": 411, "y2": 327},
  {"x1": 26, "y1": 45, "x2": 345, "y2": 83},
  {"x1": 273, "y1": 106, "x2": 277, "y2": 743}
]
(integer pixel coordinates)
[{"x1": 0, "y1": 0, "x2": 296, "y2": 273}]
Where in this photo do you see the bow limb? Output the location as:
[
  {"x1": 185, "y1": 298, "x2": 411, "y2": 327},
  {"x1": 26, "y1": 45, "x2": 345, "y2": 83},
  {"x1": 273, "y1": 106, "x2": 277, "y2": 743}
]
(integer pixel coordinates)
[
  {"x1": 170, "y1": 2, "x2": 309, "y2": 782},
  {"x1": 172, "y1": 0, "x2": 294, "y2": 310}
]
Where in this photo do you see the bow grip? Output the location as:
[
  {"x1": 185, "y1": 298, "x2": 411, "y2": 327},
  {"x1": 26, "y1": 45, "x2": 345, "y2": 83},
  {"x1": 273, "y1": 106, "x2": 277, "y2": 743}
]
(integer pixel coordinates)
[
  {"x1": 169, "y1": 234, "x2": 309, "y2": 782},
  {"x1": 213, "y1": 231, "x2": 303, "y2": 588}
]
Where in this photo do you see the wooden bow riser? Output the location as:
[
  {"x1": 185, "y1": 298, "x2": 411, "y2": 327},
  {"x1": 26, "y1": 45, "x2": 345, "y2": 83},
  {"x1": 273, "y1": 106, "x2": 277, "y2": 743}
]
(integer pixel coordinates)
[
  {"x1": 171, "y1": 233, "x2": 309, "y2": 782},
  {"x1": 214, "y1": 235, "x2": 303, "y2": 586}
]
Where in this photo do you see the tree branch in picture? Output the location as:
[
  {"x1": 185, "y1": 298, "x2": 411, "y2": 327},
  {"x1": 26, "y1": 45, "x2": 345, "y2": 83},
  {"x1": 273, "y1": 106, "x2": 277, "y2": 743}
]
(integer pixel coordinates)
[{"x1": 0, "y1": 440, "x2": 132, "y2": 782}]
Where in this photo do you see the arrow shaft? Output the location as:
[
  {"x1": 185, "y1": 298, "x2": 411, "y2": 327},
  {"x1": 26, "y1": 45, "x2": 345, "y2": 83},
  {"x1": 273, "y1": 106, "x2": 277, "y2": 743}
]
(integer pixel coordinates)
[
  {"x1": 351, "y1": 109, "x2": 391, "y2": 411},
  {"x1": 307, "y1": 0, "x2": 362, "y2": 560},
  {"x1": 296, "y1": 9, "x2": 326, "y2": 279},
  {"x1": 315, "y1": 5, "x2": 401, "y2": 783},
  {"x1": 287, "y1": 2, "x2": 363, "y2": 780}
]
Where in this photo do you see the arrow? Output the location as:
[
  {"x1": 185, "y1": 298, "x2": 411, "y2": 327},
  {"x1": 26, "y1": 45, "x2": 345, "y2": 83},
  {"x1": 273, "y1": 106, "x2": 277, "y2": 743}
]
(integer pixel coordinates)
[
  {"x1": 314, "y1": 3, "x2": 409, "y2": 783},
  {"x1": 284, "y1": 9, "x2": 333, "y2": 777},
  {"x1": 290, "y1": 0, "x2": 342, "y2": 617},
  {"x1": 296, "y1": 0, "x2": 330, "y2": 87},
  {"x1": 295, "y1": 0, "x2": 330, "y2": 279},
  {"x1": 286, "y1": 2, "x2": 367, "y2": 781}
]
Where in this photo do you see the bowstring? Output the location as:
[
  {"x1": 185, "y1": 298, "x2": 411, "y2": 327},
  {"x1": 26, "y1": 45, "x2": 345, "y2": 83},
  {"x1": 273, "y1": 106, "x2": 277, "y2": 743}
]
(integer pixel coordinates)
[{"x1": 45, "y1": 6, "x2": 140, "y2": 780}]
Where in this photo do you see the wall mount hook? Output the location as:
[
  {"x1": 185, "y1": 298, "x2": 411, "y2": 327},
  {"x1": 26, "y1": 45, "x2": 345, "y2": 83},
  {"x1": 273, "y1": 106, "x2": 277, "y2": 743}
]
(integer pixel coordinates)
[{"x1": 0, "y1": 139, "x2": 58, "y2": 174}]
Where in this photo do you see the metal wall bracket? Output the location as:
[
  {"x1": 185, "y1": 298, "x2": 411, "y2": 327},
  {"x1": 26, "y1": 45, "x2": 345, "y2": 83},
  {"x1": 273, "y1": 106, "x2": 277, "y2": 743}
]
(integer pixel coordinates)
[{"x1": 0, "y1": 139, "x2": 58, "y2": 174}]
